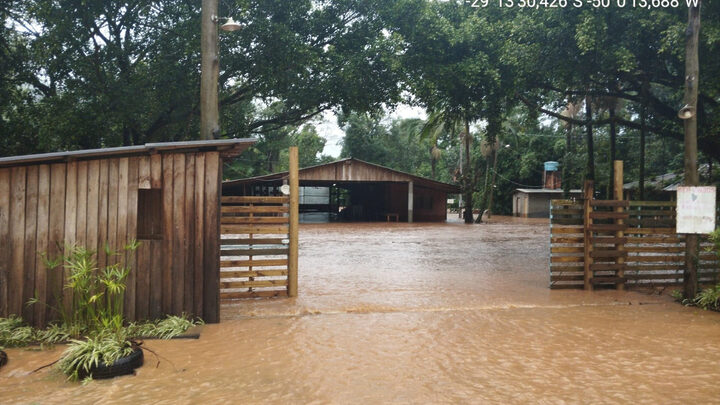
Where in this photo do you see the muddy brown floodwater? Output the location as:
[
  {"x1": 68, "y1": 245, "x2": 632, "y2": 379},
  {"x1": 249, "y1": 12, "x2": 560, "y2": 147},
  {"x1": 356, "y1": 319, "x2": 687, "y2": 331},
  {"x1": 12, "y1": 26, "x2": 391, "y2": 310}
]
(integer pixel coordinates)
[{"x1": 2, "y1": 217, "x2": 720, "y2": 404}]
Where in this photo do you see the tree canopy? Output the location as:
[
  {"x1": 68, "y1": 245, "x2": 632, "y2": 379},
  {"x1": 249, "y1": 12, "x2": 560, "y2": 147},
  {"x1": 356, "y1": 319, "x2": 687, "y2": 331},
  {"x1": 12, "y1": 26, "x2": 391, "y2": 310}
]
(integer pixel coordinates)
[{"x1": 2, "y1": 1, "x2": 719, "y2": 214}]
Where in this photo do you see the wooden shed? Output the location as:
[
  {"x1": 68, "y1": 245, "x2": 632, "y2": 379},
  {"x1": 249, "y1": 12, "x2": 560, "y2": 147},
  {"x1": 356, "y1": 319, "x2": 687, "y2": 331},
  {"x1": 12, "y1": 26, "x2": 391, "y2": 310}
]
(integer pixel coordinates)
[
  {"x1": 0, "y1": 139, "x2": 255, "y2": 327},
  {"x1": 512, "y1": 188, "x2": 582, "y2": 218},
  {"x1": 223, "y1": 158, "x2": 460, "y2": 222}
]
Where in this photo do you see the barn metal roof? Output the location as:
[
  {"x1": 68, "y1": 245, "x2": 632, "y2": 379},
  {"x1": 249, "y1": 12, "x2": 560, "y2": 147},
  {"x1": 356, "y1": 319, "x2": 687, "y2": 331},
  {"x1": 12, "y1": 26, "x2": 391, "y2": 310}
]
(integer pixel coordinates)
[
  {"x1": 0, "y1": 139, "x2": 256, "y2": 167},
  {"x1": 223, "y1": 157, "x2": 461, "y2": 194}
]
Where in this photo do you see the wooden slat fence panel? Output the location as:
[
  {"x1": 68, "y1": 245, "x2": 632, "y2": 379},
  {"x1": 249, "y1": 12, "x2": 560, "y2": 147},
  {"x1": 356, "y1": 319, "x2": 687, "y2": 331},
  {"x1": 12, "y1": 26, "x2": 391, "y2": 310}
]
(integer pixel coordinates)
[
  {"x1": 549, "y1": 200, "x2": 585, "y2": 289},
  {"x1": 220, "y1": 195, "x2": 290, "y2": 300},
  {"x1": 551, "y1": 199, "x2": 720, "y2": 289}
]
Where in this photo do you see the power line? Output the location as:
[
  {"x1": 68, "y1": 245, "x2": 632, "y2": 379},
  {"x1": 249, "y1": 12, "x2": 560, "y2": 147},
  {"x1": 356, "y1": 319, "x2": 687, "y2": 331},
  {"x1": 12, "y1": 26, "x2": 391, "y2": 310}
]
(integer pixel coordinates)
[{"x1": 489, "y1": 167, "x2": 543, "y2": 189}]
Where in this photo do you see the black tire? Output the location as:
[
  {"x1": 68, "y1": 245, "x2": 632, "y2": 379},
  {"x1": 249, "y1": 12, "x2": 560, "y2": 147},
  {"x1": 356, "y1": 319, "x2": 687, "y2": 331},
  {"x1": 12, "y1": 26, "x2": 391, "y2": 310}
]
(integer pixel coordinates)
[
  {"x1": 0, "y1": 350, "x2": 7, "y2": 368},
  {"x1": 78, "y1": 346, "x2": 143, "y2": 380}
]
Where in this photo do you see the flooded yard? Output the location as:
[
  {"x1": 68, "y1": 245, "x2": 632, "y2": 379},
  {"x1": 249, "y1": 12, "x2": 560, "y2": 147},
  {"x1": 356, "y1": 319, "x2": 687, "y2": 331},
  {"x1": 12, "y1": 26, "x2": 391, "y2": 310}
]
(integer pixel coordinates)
[{"x1": 3, "y1": 217, "x2": 720, "y2": 403}]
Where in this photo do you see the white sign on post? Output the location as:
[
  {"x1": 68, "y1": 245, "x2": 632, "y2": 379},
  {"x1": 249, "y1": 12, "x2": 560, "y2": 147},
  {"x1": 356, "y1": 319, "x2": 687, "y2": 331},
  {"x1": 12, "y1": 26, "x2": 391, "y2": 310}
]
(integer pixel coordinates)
[{"x1": 676, "y1": 186, "x2": 716, "y2": 234}]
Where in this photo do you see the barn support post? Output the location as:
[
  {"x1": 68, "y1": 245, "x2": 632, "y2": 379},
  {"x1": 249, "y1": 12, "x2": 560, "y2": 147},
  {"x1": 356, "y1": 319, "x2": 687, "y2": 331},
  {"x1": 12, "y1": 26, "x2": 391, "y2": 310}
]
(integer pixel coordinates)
[
  {"x1": 407, "y1": 181, "x2": 414, "y2": 223},
  {"x1": 288, "y1": 147, "x2": 299, "y2": 297}
]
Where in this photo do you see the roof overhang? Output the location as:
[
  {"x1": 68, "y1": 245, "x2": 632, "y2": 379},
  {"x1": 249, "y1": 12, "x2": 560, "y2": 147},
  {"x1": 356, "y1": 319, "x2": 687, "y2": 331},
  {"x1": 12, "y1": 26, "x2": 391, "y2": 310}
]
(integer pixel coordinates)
[
  {"x1": 224, "y1": 157, "x2": 461, "y2": 194},
  {"x1": 0, "y1": 139, "x2": 256, "y2": 168}
]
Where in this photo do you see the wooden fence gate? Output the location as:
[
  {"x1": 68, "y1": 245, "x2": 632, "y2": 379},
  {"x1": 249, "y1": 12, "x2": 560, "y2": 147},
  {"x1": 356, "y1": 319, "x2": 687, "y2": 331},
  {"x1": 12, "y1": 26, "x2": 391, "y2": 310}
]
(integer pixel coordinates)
[
  {"x1": 219, "y1": 148, "x2": 299, "y2": 299},
  {"x1": 550, "y1": 162, "x2": 719, "y2": 290}
]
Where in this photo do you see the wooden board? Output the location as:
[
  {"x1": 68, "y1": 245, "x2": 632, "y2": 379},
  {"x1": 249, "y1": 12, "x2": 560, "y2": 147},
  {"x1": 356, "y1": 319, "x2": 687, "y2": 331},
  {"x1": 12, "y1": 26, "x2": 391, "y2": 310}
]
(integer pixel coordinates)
[
  {"x1": 171, "y1": 153, "x2": 186, "y2": 314},
  {"x1": 220, "y1": 279, "x2": 288, "y2": 289},
  {"x1": 221, "y1": 216, "x2": 289, "y2": 225},
  {"x1": 184, "y1": 154, "x2": 196, "y2": 316},
  {"x1": 220, "y1": 269, "x2": 288, "y2": 278},
  {"x1": 591, "y1": 200, "x2": 629, "y2": 207},
  {"x1": 221, "y1": 205, "x2": 289, "y2": 214},
  {"x1": 33, "y1": 165, "x2": 50, "y2": 325},
  {"x1": 22, "y1": 166, "x2": 39, "y2": 323},
  {"x1": 96, "y1": 159, "x2": 110, "y2": 270},
  {"x1": 8, "y1": 167, "x2": 27, "y2": 317},
  {"x1": 46, "y1": 164, "x2": 66, "y2": 322},
  {"x1": 75, "y1": 161, "x2": 88, "y2": 245},
  {"x1": 221, "y1": 248, "x2": 289, "y2": 256},
  {"x1": 161, "y1": 154, "x2": 174, "y2": 314},
  {"x1": 203, "y1": 152, "x2": 221, "y2": 323},
  {"x1": 193, "y1": 153, "x2": 206, "y2": 318},
  {"x1": 62, "y1": 162, "x2": 78, "y2": 313},
  {"x1": 106, "y1": 159, "x2": 119, "y2": 265},
  {"x1": 124, "y1": 157, "x2": 139, "y2": 320},
  {"x1": 222, "y1": 196, "x2": 289, "y2": 204},
  {"x1": 220, "y1": 225, "x2": 289, "y2": 234},
  {"x1": 0, "y1": 169, "x2": 10, "y2": 317},
  {"x1": 220, "y1": 238, "x2": 287, "y2": 245},
  {"x1": 221, "y1": 290, "x2": 288, "y2": 299},
  {"x1": 86, "y1": 160, "x2": 100, "y2": 254},
  {"x1": 221, "y1": 259, "x2": 289, "y2": 267}
]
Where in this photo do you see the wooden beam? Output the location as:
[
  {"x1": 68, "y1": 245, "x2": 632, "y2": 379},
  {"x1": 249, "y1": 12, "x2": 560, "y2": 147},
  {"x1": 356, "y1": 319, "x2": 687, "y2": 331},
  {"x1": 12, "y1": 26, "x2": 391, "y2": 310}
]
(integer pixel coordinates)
[
  {"x1": 614, "y1": 160, "x2": 625, "y2": 291},
  {"x1": 288, "y1": 146, "x2": 299, "y2": 297},
  {"x1": 583, "y1": 180, "x2": 594, "y2": 290}
]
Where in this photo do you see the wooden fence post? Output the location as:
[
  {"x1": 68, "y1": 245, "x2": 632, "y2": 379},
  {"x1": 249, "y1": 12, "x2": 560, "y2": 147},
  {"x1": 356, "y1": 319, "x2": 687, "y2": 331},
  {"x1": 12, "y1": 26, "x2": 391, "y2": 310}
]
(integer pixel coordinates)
[
  {"x1": 613, "y1": 160, "x2": 625, "y2": 291},
  {"x1": 583, "y1": 180, "x2": 594, "y2": 291},
  {"x1": 288, "y1": 147, "x2": 299, "y2": 297}
]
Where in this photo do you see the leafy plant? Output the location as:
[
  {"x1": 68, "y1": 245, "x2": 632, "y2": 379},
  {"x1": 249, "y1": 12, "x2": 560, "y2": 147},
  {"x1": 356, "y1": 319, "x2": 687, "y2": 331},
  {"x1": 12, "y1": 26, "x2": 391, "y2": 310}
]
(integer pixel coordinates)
[
  {"x1": 33, "y1": 240, "x2": 139, "y2": 335},
  {"x1": 670, "y1": 290, "x2": 684, "y2": 302},
  {"x1": 693, "y1": 285, "x2": 720, "y2": 311},
  {"x1": 35, "y1": 323, "x2": 73, "y2": 345},
  {"x1": 57, "y1": 329, "x2": 134, "y2": 381},
  {"x1": 0, "y1": 315, "x2": 36, "y2": 348},
  {"x1": 126, "y1": 314, "x2": 204, "y2": 340},
  {"x1": 707, "y1": 229, "x2": 720, "y2": 259}
]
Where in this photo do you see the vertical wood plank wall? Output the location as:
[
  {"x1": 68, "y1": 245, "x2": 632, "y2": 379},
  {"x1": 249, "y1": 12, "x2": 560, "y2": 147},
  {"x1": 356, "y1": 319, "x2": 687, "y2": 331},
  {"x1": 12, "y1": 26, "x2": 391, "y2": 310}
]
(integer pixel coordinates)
[{"x1": 0, "y1": 151, "x2": 222, "y2": 326}]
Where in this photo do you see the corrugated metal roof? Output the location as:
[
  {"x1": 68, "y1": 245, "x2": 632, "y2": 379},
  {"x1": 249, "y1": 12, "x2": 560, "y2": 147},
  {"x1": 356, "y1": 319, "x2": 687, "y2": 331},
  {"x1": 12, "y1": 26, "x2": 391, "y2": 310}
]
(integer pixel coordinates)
[{"x1": 0, "y1": 139, "x2": 256, "y2": 167}]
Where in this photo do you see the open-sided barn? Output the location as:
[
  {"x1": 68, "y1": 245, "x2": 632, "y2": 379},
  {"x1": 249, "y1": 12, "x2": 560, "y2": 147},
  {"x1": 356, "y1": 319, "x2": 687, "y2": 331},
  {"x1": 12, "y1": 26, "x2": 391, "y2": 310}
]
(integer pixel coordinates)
[{"x1": 223, "y1": 158, "x2": 460, "y2": 223}]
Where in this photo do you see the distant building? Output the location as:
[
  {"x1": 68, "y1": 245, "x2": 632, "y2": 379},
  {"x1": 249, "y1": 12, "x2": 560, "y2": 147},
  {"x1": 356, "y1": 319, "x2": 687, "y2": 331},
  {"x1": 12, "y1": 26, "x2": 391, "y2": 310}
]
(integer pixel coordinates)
[
  {"x1": 623, "y1": 164, "x2": 715, "y2": 200},
  {"x1": 512, "y1": 161, "x2": 581, "y2": 218},
  {"x1": 513, "y1": 189, "x2": 582, "y2": 218},
  {"x1": 223, "y1": 158, "x2": 461, "y2": 223}
]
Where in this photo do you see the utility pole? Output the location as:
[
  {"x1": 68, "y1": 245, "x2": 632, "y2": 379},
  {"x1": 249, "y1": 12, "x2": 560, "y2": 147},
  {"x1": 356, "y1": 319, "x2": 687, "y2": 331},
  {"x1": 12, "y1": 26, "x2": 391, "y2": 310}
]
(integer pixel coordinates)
[
  {"x1": 201, "y1": 0, "x2": 220, "y2": 140},
  {"x1": 682, "y1": 1, "x2": 701, "y2": 299}
]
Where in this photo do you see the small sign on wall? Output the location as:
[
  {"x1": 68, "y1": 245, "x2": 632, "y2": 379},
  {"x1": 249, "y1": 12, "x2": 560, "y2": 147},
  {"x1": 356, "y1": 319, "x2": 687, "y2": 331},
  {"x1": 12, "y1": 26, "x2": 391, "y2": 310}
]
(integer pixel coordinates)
[{"x1": 676, "y1": 186, "x2": 717, "y2": 234}]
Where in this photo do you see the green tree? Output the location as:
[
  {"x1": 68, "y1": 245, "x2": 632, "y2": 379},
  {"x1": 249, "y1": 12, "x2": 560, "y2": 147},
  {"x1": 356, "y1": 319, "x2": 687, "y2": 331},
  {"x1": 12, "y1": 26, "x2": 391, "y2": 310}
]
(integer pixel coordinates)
[{"x1": 1, "y1": 0, "x2": 404, "y2": 156}]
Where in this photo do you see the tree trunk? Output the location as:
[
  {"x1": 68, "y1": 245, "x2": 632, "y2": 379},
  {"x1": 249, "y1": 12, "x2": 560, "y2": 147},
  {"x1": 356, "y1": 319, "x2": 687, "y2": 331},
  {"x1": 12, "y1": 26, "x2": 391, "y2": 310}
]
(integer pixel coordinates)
[
  {"x1": 585, "y1": 94, "x2": 595, "y2": 182},
  {"x1": 609, "y1": 106, "x2": 616, "y2": 199},
  {"x1": 463, "y1": 119, "x2": 474, "y2": 224},
  {"x1": 683, "y1": 1, "x2": 701, "y2": 299},
  {"x1": 563, "y1": 124, "x2": 571, "y2": 198},
  {"x1": 487, "y1": 146, "x2": 498, "y2": 218},
  {"x1": 639, "y1": 101, "x2": 646, "y2": 201}
]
